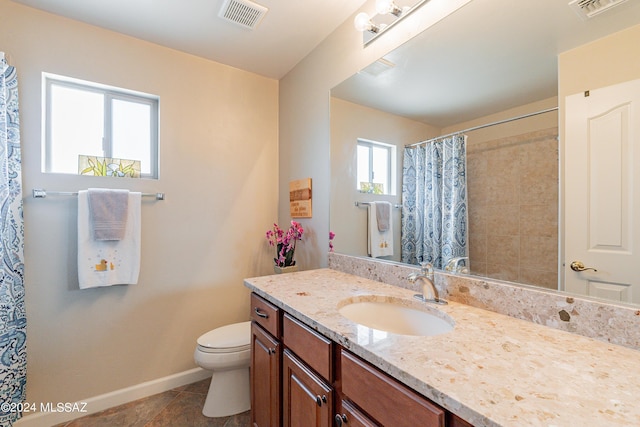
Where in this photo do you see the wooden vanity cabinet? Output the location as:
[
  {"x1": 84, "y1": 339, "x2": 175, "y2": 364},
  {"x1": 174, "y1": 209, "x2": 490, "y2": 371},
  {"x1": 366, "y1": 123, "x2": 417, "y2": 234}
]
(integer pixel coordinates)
[
  {"x1": 249, "y1": 292, "x2": 473, "y2": 427},
  {"x1": 250, "y1": 294, "x2": 281, "y2": 427}
]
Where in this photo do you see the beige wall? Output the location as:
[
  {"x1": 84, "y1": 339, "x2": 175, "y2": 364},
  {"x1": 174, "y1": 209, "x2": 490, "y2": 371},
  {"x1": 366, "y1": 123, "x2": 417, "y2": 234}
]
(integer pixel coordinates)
[
  {"x1": 330, "y1": 97, "x2": 439, "y2": 262},
  {"x1": 1, "y1": 0, "x2": 278, "y2": 406}
]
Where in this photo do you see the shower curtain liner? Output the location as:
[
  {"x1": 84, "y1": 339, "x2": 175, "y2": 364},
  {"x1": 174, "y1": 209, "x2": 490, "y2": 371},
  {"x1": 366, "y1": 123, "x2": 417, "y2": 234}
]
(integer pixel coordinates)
[
  {"x1": 0, "y1": 52, "x2": 26, "y2": 427},
  {"x1": 401, "y1": 134, "x2": 468, "y2": 268}
]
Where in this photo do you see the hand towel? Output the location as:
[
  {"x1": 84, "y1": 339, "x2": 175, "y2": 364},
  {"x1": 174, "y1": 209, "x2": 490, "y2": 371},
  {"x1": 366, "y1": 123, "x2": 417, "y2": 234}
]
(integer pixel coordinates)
[
  {"x1": 88, "y1": 188, "x2": 129, "y2": 240},
  {"x1": 78, "y1": 190, "x2": 141, "y2": 289},
  {"x1": 367, "y1": 202, "x2": 394, "y2": 258},
  {"x1": 375, "y1": 201, "x2": 391, "y2": 231}
]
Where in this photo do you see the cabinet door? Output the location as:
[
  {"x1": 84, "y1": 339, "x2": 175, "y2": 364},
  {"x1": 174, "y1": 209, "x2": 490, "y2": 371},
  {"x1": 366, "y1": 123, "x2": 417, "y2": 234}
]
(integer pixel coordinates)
[
  {"x1": 251, "y1": 322, "x2": 281, "y2": 427},
  {"x1": 335, "y1": 399, "x2": 378, "y2": 427},
  {"x1": 283, "y1": 349, "x2": 333, "y2": 427}
]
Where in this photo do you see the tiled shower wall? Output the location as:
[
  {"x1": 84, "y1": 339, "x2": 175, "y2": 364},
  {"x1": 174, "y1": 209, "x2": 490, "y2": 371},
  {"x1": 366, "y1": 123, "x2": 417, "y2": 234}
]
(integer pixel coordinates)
[{"x1": 466, "y1": 127, "x2": 559, "y2": 289}]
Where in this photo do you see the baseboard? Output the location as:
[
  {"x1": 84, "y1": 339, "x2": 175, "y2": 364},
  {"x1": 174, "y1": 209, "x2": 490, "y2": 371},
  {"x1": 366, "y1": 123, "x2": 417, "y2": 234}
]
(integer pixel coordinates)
[{"x1": 14, "y1": 367, "x2": 211, "y2": 427}]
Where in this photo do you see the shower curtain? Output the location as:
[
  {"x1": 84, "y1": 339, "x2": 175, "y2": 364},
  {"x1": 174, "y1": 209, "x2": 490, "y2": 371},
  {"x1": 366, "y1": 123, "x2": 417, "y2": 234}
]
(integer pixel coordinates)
[
  {"x1": 0, "y1": 53, "x2": 26, "y2": 426},
  {"x1": 401, "y1": 134, "x2": 468, "y2": 268}
]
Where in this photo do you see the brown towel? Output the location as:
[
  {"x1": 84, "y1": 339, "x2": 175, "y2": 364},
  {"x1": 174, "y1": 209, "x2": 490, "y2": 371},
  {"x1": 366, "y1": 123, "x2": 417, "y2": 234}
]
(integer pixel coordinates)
[
  {"x1": 88, "y1": 188, "x2": 129, "y2": 240},
  {"x1": 375, "y1": 201, "x2": 391, "y2": 232}
]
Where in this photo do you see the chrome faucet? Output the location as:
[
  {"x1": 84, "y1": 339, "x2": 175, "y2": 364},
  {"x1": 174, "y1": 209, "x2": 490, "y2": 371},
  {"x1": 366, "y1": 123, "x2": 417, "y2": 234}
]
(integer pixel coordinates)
[
  {"x1": 408, "y1": 262, "x2": 447, "y2": 305},
  {"x1": 444, "y1": 256, "x2": 469, "y2": 274}
]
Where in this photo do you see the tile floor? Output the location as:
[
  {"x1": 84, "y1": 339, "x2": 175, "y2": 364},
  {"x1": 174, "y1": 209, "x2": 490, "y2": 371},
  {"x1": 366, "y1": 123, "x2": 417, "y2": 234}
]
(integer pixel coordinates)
[{"x1": 53, "y1": 378, "x2": 250, "y2": 427}]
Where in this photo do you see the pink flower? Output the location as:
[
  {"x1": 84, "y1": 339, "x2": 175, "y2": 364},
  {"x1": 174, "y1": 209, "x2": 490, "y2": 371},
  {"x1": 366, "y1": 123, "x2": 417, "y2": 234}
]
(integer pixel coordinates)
[{"x1": 265, "y1": 221, "x2": 305, "y2": 267}]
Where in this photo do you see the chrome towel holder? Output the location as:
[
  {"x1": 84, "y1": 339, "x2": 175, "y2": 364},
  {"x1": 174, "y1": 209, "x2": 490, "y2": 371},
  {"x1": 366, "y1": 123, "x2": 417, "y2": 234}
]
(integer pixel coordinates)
[{"x1": 32, "y1": 188, "x2": 165, "y2": 201}]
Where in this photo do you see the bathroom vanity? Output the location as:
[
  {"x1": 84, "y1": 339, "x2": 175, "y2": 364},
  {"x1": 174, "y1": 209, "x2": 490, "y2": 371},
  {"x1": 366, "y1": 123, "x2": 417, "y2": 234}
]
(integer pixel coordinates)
[
  {"x1": 245, "y1": 268, "x2": 640, "y2": 426},
  {"x1": 250, "y1": 291, "x2": 469, "y2": 427}
]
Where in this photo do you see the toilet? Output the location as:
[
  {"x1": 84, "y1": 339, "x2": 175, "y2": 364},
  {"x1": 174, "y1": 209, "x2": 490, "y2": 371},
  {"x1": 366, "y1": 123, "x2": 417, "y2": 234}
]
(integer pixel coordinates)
[{"x1": 193, "y1": 321, "x2": 252, "y2": 417}]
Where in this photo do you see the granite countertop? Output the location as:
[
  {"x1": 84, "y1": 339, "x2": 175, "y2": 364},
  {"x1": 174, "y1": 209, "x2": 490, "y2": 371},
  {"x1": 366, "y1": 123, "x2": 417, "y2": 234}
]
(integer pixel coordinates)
[{"x1": 244, "y1": 268, "x2": 640, "y2": 427}]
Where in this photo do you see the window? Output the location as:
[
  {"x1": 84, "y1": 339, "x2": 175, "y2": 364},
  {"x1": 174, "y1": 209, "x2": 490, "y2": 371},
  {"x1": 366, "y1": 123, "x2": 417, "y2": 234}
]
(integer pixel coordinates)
[
  {"x1": 43, "y1": 73, "x2": 159, "y2": 178},
  {"x1": 357, "y1": 138, "x2": 395, "y2": 195}
]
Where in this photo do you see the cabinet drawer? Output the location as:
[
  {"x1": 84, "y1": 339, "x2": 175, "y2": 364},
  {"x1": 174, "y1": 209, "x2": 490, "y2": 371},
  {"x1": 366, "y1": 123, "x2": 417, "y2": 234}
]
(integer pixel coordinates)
[
  {"x1": 340, "y1": 349, "x2": 444, "y2": 427},
  {"x1": 283, "y1": 313, "x2": 332, "y2": 381},
  {"x1": 251, "y1": 293, "x2": 280, "y2": 337}
]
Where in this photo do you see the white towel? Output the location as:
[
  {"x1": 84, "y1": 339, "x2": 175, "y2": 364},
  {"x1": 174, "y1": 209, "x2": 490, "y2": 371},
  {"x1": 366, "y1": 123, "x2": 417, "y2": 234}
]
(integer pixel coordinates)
[
  {"x1": 367, "y1": 202, "x2": 394, "y2": 258},
  {"x1": 78, "y1": 190, "x2": 141, "y2": 288}
]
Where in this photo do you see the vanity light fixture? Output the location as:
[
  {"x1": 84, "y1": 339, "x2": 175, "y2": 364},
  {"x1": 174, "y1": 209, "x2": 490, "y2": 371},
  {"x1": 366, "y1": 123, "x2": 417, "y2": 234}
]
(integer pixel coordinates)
[{"x1": 354, "y1": 0, "x2": 429, "y2": 46}]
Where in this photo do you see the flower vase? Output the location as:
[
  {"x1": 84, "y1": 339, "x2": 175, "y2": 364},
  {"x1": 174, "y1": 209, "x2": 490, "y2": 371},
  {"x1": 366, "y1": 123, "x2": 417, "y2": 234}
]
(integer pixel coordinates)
[{"x1": 274, "y1": 264, "x2": 298, "y2": 274}]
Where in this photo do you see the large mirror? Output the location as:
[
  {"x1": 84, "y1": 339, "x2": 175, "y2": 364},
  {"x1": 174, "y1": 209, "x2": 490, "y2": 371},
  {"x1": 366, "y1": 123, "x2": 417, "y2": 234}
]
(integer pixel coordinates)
[{"x1": 330, "y1": 0, "x2": 640, "y2": 305}]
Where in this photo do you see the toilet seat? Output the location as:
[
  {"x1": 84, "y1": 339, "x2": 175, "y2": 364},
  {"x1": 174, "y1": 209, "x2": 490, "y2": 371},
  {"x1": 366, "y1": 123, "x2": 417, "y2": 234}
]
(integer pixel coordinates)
[{"x1": 197, "y1": 321, "x2": 251, "y2": 354}]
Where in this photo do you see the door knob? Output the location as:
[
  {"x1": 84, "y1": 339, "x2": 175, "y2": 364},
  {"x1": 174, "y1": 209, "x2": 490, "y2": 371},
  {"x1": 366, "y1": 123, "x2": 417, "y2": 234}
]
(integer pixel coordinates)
[{"x1": 570, "y1": 261, "x2": 597, "y2": 272}]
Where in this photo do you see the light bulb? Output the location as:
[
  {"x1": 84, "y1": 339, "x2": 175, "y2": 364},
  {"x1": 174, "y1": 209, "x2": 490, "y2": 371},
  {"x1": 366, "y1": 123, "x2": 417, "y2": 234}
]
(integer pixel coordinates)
[
  {"x1": 376, "y1": 0, "x2": 394, "y2": 14},
  {"x1": 376, "y1": 0, "x2": 403, "y2": 16},
  {"x1": 354, "y1": 12, "x2": 372, "y2": 32}
]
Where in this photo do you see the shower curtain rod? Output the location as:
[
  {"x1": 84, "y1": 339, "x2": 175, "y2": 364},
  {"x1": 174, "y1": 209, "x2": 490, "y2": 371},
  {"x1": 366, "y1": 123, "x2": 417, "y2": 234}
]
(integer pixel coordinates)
[{"x1": 405, "y1": 106, "x2": 558, "y2": 148}]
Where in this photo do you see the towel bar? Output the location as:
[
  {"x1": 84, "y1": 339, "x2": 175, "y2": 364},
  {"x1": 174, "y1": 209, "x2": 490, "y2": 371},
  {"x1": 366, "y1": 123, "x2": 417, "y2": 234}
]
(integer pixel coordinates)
[
  {"x1": 354, "y1": 201, "x2": 401, "y2": 209},
  {"x1": 32, "y1": 188, "x2": 165, "y2": 201}
]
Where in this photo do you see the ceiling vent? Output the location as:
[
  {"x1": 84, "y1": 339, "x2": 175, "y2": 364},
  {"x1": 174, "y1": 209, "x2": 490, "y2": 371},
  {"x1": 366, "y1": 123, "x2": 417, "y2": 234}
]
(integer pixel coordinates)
[
  {"x1": 569, "y1": 0, "x2": 629, "y2": 20},
  {"x1": 218, "y1": 0, "x2": 268, "y2": 30},
  {"x1": 360, "y1": 58, "x2": 396, "y2": 77}
]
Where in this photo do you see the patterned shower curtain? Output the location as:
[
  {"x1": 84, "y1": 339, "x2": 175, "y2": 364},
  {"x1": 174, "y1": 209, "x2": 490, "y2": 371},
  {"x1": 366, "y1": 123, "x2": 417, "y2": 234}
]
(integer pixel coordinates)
[
  {"x1": 0, "y1": 53, "x2": 26, "y2": 426},
  {"x1": 401, "y1": 134, "x2": 468, "y2": 268}
]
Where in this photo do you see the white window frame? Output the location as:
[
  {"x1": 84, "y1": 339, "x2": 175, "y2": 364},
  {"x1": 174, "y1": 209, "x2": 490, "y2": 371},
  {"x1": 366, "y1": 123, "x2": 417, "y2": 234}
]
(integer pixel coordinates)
[
  {"x1": 357, "y1": 138, "x2": 395, "y2": 195},
  {"x1": 43, "y1": 73, "x2": 160, "y2": 179}
]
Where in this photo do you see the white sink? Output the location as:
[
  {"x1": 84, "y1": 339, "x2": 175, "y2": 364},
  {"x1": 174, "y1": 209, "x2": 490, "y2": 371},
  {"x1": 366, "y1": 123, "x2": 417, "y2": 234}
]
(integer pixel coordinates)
[{"x1": 338, "y1": 298, "x2": 454, "y2": 337}]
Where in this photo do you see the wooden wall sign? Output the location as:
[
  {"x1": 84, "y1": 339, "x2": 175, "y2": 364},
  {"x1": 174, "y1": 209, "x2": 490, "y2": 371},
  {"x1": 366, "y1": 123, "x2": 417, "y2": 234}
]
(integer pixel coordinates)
[{"x1": 289, "y1": 178, "x2": 312, "y2": 218}]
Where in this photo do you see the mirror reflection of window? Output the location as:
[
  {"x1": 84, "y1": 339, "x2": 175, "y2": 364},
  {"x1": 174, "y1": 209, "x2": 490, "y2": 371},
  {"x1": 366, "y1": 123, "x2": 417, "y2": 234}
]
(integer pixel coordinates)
[
  {"x1": 357, "y1": 138, "x2": 395, "y2": 195},
  {"x1": 355, "y1": 324, "x2": 388, "y2": 345}
]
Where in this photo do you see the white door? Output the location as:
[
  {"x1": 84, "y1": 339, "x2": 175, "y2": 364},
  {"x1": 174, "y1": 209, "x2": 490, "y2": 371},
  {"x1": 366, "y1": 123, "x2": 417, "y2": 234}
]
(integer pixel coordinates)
[{"x1": 564, "y1": 78, "x2": 640, "y2": 304}]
